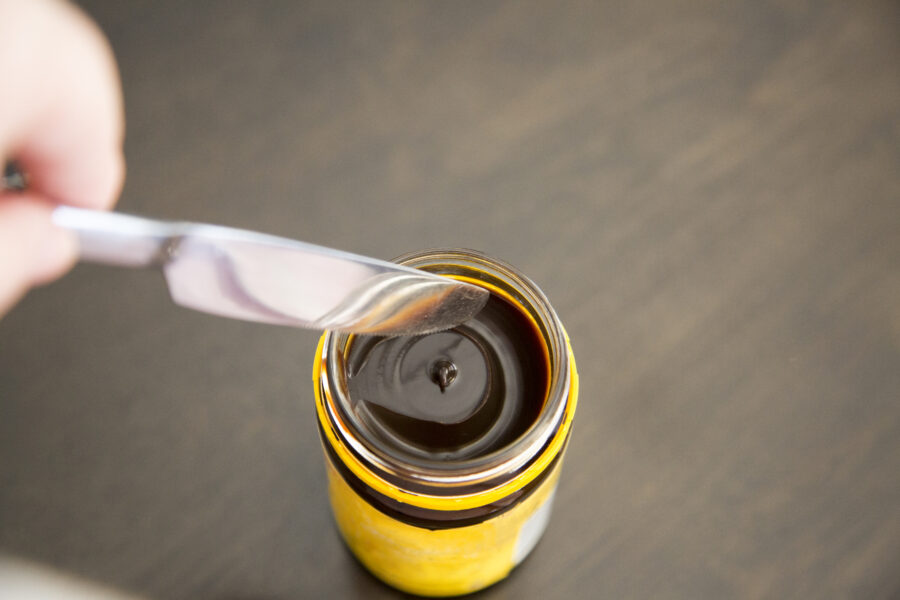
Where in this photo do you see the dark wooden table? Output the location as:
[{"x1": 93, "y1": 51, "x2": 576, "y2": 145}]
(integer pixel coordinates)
[{"x1": 2, "y1": 1, "x2": 898, "y2": 598}]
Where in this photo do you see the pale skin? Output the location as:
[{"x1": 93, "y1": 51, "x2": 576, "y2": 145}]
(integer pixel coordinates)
[{"x1": 0, "y1": 0, "x2": 124, "y2": 317}]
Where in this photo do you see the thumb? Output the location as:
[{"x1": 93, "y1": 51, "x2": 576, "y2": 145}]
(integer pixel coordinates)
[{"x1": 0, "y1": 196, "x2": 77, "y2": 317}]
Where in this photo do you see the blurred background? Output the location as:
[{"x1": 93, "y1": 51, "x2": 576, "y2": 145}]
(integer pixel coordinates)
[{"x1": 1, "y1": 1, "x2": 898, "y2": 598}]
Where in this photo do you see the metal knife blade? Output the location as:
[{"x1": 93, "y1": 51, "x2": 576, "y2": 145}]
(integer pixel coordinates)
[{"x1": 52, "y1": 206, "x2": 488, "y2": 336}]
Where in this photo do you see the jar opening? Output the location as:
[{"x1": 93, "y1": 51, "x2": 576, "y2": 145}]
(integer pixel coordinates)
[
  {"x1": 321, "y1": 249, "x2": 570, "y2": 492},
  {"x1": 344, "y1": 283, "x2": 548, "y2": 463}
]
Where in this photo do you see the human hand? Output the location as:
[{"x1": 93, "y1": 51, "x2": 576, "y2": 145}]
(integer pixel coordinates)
[{"x1": 0, "y1": 0, "x2": 124, "y2": 317}]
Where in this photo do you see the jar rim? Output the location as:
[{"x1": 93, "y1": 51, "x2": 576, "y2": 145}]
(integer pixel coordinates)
[{"x1": 317, "y1": 249, "x2": 571, "y2": 495}]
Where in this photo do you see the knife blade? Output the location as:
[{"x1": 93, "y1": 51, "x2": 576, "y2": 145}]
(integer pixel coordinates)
[{"x1": 51, "y1": 206, "x2": 489, "y2": 336}]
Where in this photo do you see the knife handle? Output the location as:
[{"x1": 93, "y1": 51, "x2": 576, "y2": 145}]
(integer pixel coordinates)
[{"x1": 52, "y1": 206, "x2": 180, "y2": 268}]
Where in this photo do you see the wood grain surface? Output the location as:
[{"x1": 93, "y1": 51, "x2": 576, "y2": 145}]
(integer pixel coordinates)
[{"x1": 1, "y1": 1, "x2": 898, "y2": 598}]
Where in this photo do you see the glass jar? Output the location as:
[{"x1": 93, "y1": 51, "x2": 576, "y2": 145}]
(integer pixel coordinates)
[{"x1": 313, "y1": 249, "x2": 578, "y2": 596}]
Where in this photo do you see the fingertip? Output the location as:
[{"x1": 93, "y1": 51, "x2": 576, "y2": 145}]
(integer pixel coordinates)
[
  {"x1": 91, "y1": 145, "x2": 126, "y2": 210},
  {"x1": 103, "y1": 147, "x2": 126, "y2": 210},
  {"x1": 20, "y1": 145, "x2": 126, "y2": 211},
  {"x1": 68, "y1": 146, "x2": 126, "y2": 210}
]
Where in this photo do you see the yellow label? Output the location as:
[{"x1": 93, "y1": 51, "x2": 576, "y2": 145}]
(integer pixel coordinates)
[{"x1": 326, "y1": 457, "x2": 564, "y2": 597}]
